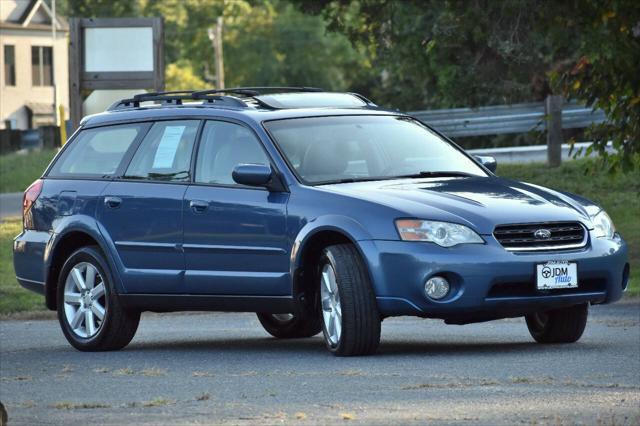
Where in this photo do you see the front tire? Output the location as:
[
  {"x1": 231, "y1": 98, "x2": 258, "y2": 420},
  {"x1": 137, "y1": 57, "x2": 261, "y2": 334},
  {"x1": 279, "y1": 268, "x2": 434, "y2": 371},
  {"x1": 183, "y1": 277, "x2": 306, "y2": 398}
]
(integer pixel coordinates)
[
  {"x1": 57, "y1": 246, "x2": 140, "y2": 351},
  {"x1": 525, "y1": 303, "x2": 588, "y2": 343},
  {"x1": 256, "y1": 313, "x2": 322, "y2": 338},
  {"x1": 319, "y1": 244, "x2": 381, "y2": 356}
]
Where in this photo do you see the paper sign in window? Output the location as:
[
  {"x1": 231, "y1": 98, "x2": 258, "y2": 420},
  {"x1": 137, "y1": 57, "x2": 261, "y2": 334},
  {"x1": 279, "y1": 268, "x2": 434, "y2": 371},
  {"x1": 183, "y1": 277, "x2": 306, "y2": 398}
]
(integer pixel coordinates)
[{"x1": 153, "y1": 126, "x2": 185, "y2": 168}]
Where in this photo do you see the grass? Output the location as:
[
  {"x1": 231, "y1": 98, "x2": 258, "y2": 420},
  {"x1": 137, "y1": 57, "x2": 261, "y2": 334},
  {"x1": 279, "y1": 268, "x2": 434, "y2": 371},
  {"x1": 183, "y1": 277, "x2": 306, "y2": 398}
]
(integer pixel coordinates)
[
  {"x1": 50, "y1": 402, "x2": 111, "y2": 410},
  {"x1": 0, "y1": 218, "x2": 45, "y2": 314},
  {"x1": 0, "y1": 158, "x2": 637, "y2": 316},
  {"x1": 0, "y1": 149, "x2": 57, "y2": 193}
]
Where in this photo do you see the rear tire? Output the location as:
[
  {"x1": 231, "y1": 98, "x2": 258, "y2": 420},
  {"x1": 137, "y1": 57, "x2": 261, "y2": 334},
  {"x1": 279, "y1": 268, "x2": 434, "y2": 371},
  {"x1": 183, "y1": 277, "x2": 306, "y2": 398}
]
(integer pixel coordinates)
[
  {"x1": 256, "y1": 313, "x2": 322, "y2": 338},
  {"x1": 525, "y1": 303, "x2": 588, "y2": 343},
  {"x1": 319, "y1": 244, "x2": 381, "y2": 356},
  {"x1": 57, "y1": 246, "x2": 140, "y2": 351}
]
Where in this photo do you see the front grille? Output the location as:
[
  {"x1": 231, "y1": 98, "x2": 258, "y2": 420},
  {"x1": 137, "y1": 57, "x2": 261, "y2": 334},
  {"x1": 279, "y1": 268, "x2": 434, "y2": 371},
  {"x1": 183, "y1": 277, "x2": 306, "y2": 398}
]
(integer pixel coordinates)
[{"x1": 494, "y1": 221, "x2": 587, "y2": 251}]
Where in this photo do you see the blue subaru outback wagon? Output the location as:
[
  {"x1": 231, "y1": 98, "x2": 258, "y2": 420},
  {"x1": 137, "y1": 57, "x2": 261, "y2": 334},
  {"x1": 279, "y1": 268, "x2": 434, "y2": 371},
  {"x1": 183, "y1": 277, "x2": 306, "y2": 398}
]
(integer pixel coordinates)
[{"x1": 13, "y1": 88, "x2": 630, "y2": 356}]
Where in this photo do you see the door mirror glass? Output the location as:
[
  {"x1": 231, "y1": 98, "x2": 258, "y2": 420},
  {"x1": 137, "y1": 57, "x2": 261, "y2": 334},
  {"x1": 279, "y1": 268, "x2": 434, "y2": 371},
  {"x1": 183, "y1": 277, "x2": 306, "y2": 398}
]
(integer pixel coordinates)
[
  {"x1": 232, "y1": 164, "x2": 273, "y2": 187},
  {"x1": 475, "y1": 155, "x2": 497, "y2": 173}
]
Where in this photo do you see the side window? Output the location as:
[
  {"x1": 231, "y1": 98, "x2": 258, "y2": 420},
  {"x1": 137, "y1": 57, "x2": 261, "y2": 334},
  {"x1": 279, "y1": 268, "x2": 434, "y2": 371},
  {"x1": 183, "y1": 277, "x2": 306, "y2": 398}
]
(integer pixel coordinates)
[
  {"x1": 48, "y1": 123, "x2": 144, "y2": 177},
  {"x1": 125, "y1": 120, "x2": 199, "y2": 182},
  {"x1": 195, "y1": 121, "x2": 270, "y2": 185}
]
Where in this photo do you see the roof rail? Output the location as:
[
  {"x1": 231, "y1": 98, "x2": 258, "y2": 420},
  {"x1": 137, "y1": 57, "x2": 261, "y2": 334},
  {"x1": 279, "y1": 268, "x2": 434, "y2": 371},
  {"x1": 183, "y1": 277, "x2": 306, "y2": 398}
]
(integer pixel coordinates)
[
  {"x1": 107, "y1": 91, "x2": 247, "y2": 111},
  {"x1": 347, "y1": 92, "x2": 376, "y2": 106}
]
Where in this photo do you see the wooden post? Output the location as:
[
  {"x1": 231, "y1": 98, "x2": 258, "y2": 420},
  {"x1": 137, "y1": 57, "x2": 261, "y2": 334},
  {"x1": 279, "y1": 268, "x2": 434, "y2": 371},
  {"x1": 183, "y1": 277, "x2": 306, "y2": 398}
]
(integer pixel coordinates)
[
  {"x1": 546, "y1": 95, "x2": 563, "y2": 167},
  {"x1": 152, "y1": 17, "x2": 165, "y2": 92},
  {"x1": 68, "y1": 18, "x2": 83, "y2": 131},
  {"x1": 215, "y1": 17, "x2": 224, "y2": 89},
  {"x1": 68, "y1": 18, "x2": 164, "y2": 131}
]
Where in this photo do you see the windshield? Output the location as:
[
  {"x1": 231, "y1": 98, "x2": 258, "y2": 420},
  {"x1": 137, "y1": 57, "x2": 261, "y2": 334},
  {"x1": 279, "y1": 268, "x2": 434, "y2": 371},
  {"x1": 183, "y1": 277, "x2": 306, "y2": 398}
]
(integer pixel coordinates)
[{"x1": 264, "y1": 115, "x2": 488, "y2": 184}]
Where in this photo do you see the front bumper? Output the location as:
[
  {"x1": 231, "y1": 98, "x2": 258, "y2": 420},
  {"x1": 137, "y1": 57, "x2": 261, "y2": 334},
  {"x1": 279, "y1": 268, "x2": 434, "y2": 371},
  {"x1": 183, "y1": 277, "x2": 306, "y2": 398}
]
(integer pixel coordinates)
[{"x1": 360, "y1": 232, "x2": 629, "y2": 321}]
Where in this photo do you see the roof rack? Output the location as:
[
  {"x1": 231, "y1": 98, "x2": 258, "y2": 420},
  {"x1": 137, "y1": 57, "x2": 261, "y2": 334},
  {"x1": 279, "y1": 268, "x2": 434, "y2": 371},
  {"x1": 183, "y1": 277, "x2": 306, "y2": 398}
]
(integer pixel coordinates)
[
  {"x1": 107, "y1": 90, "x2": 248, "y2": 111},
  {"x1": 106, "y1": 86, "x2": 377, "y2": 112}
]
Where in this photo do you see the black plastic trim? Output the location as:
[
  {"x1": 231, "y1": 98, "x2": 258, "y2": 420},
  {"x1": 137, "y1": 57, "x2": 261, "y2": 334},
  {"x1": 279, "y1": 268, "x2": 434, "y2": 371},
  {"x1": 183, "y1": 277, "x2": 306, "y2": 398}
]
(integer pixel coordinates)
[
  {"x1": 119, "y1": 294, "x2": 295, "y2": 313},
  {"x1": 17, "y1": 277, "x2": 45, "y2": 295}
]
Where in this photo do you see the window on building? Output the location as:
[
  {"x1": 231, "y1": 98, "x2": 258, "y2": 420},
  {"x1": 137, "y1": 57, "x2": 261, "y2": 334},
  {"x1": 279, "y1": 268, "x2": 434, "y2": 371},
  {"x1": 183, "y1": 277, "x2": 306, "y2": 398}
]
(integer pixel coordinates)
[
  {"x1": 4, "y1": 45, "x2": 16, "y2": 86},
  {"x1": 31, "y1": 46, "x2": 53, "y2": 86}
]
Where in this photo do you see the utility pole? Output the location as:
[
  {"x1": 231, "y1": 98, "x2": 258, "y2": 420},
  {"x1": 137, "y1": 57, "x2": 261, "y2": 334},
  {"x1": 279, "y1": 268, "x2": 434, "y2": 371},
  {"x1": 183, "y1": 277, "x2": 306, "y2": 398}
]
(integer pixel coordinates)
[
  {"x1": 51, "y1": 0, "x2": 58, "y2": 125},
  {"x1": 207, "y1": 17, "x2": 225, "y2": 89}
]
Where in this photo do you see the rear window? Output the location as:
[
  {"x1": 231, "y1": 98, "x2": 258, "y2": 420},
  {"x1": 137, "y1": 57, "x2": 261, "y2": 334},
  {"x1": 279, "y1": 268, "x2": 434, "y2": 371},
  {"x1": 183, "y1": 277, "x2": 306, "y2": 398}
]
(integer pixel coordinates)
[{"x1": 48, "y1": 124, "x2": 144, "y2": 177}]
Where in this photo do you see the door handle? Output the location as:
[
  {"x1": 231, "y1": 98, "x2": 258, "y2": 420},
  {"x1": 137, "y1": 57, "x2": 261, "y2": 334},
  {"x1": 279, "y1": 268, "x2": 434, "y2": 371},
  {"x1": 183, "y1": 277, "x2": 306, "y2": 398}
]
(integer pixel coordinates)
[
  {"x1": 189, "y1": 200, "x2": 208, "y2": 213},
  {"x1": 104, "y1": 196, "x2": 122, "y2": 209}
]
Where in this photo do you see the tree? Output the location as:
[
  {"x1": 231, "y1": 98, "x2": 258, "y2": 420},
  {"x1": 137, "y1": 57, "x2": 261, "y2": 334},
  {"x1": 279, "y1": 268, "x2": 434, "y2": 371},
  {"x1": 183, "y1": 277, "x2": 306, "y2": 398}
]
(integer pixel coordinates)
[
  {"x1": 59, "y1": 0, "x2": 371, "y2": 93},
  {"x1": 223, "y1": 1, "x2": 373, "y2": 90},
  {"x1": 297, "y1": 0, "x2": 640, "y2": 171},
  {"x1": 552, "y1": 1, "x2": 640, "y2": 172},
  {"x1": 165, "y1": 60, "x2": 208, "y2": 91},
  {"x1": 59, "y1": 0, "x2": 138, "y2": 17}
]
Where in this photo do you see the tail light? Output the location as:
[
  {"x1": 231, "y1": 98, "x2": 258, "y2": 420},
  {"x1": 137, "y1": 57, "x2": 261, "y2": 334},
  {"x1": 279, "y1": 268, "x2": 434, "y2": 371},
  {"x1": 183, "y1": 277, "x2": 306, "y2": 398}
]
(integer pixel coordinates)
[{"x1": 23, "y1": 179, "x2": 43, "y2": 229}]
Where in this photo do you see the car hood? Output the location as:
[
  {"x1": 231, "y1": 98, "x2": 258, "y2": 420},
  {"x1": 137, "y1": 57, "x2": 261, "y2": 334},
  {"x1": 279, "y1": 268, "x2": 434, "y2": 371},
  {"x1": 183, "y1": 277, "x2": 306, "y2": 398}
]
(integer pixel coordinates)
[{"x1": 321, "y1": 176, "x2": 594, "y2": 235}]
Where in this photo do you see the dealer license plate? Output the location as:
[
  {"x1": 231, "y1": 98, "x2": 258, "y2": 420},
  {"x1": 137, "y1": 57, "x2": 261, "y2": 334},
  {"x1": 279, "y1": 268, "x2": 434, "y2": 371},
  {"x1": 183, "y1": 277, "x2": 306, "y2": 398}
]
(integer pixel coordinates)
[{"x1": 536, "y1": 261, "x2": 578, "y2": 290}]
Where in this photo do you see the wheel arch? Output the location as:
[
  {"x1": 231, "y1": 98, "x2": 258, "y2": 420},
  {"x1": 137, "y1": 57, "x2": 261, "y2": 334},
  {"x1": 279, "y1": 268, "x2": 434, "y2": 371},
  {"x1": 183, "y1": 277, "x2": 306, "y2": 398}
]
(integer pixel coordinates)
[
  {"x1": 44, "y1": 224, "x2": 116, "y2": 311},
  {"x1": 290, "y1": 217, "x2": 375, "y2": 314}
]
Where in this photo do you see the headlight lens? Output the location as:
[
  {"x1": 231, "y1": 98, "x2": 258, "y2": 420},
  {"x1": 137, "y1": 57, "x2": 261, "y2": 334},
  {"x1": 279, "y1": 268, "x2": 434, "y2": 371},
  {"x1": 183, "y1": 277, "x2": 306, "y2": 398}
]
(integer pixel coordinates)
[
  {"x1": 395, "y1": 219, "x2": 484, "y2": 247},
  {"x1": 591, "y1": 210, "x2": 615, "y2": 239}
]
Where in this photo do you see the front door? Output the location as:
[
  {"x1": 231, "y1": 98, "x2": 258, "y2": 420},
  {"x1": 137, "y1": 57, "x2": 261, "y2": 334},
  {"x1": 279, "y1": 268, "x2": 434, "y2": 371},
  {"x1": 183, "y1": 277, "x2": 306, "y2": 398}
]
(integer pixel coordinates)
[
  {"x1": 98, "y1": 120, "x2": 200, "y2": 293},
  {"x1": 183, "y1": 120, "x2": 290, "y2": 295}
]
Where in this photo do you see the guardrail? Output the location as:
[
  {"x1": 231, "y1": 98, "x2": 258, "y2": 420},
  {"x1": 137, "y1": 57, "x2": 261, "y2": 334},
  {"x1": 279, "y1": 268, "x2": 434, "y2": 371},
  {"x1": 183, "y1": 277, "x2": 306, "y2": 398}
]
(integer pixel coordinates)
[
  {"x1": 409, "y1": 100, "x2": 606, "y2": 138},
  {"x1": 409, "y1": 96, "x2": 606, "y2": 166}
]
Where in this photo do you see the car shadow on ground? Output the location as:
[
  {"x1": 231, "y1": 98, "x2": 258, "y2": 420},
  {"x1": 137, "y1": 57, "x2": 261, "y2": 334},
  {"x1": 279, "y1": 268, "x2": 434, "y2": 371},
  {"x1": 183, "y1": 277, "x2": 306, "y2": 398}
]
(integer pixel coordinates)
[{"x1": 120, "y1": 336, "x2": 603, "y2": 358}]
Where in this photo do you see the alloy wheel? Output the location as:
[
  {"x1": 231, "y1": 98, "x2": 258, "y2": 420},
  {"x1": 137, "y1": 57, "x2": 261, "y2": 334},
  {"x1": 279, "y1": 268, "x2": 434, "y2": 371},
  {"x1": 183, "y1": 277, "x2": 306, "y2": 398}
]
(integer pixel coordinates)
[
  {"x1": 320, "y1": 262, "x2": 342, "y2": 346},
  {"x1": 63, "y1": 262, "x2": 107, "y2": 338}
]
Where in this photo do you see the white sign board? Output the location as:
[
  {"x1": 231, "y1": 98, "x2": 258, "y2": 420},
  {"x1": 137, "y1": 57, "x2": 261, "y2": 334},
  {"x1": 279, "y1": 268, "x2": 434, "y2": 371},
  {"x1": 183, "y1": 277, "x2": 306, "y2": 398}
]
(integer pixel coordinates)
[{"x1": 84, "y1": 27, "x2": 154, "y2": 72}]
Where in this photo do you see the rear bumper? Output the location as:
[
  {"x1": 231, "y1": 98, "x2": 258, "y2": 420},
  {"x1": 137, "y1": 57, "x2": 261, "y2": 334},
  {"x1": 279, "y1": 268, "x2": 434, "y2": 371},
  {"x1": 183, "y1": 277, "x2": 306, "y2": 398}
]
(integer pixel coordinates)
[
  {"x1": 13, "y1": 229, "x2": 50, "y2": 295},
  {"x1": 360, "y1": 231, "x2": 629, "y2": 321}
]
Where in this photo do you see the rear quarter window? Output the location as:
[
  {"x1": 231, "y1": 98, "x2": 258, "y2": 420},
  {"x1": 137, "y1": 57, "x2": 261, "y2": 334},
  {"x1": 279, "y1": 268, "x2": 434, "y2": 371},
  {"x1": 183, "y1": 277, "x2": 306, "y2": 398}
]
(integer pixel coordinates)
[{"x1": 48, "y1": 123, "x2": 145, "y2": 178}]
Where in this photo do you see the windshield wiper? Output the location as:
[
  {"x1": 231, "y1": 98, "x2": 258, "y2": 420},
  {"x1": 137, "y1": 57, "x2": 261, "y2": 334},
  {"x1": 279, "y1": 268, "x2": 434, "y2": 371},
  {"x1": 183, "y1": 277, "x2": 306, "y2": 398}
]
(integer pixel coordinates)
[
  {"x1": 390, "y1": 171, "x2": 475, "y2": 179},
  {"x1": 316, "y1": 177, "x2": 386, "y2": 185}
]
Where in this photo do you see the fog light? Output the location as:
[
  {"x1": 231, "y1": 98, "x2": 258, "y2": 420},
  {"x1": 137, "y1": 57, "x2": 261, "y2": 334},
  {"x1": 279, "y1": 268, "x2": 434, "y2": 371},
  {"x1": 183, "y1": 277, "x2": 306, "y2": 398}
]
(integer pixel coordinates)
[{"x1": 425, "y1": 276, "x2": 450, "y2": 300}]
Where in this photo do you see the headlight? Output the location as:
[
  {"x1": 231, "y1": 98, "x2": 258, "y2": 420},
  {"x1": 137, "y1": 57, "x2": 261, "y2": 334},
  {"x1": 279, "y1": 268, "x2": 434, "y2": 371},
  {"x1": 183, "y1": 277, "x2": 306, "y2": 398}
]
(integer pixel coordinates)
[
  {"x1": 395, "y1": 219, "x2": 484, "y2": 247},
  {"x1": 591, "y1": 210, "x2": 615, "y2": 239}
]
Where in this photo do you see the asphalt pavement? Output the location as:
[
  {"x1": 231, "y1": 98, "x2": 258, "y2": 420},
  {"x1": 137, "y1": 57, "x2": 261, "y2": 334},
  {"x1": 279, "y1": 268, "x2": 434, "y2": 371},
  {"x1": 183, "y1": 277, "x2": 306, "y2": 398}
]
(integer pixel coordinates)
[
  {"x1": 1, "y1": 302, "x2": 639, "y2": 425},
  {"x1": 0, "y1": 193, "x2": 22, "y2": 220}
]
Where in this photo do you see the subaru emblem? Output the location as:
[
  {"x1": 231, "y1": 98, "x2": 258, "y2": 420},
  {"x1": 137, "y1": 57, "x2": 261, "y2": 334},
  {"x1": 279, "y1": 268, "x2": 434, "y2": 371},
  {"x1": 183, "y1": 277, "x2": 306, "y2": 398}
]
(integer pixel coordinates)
[{"x1": 534, "y1": 229, "x2": 552, "y2": 239}]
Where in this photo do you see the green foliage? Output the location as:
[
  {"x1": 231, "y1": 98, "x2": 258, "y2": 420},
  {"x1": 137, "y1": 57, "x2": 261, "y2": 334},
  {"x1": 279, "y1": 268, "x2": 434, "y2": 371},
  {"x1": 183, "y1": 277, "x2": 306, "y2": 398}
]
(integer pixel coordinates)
[
  {"x1": 297, "y1": 0, "x2": 576, "y2": 109},
  {"x1": 59, "y1": 0, "x2": 370, "y2": 92},
  {"x1": 223, "y1": 1, "x2": 372, "y2": 90},
  {"x1": 59, "y1": 0, "x2": 138, "y2": 17},
  {"x1": 297, "y1": 0, "x2": 640, "y2": 172},
  {"x1": 551, "y1": 1, "x2": 640, "y2": 173},
  {"x1": 165, "y1": 60, "x2": 208, "y2": 91},
  {"x1": 1, "y1": 218, "x2": 46, "y2": 314}
]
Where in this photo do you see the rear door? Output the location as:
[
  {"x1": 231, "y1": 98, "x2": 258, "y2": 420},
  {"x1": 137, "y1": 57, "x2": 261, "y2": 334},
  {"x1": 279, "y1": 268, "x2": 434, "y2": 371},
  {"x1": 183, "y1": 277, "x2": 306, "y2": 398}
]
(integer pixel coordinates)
[
  {"x1": 97, "y1": 120, "x2": 201, "y2": 294},
  {"x1": 183, "y1": 120, "x2": 290, "y2": 295}
]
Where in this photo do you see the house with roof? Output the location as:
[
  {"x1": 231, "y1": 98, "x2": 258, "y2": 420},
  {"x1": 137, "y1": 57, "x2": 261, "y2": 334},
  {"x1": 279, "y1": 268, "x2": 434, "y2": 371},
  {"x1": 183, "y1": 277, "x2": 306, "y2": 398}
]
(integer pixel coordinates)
[{"x1": 0, "y1": 0, "x2": 68, "y2": 130}]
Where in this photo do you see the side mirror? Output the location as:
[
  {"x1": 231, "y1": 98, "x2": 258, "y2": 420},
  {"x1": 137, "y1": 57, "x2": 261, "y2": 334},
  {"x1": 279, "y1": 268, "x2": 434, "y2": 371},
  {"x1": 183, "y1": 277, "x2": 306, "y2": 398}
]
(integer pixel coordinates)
[
  {"x1": 232, "y1": 163, "x2": 274, "y2": 188},
  {"x1": 475, "y1": 155, "x2": 497, "y2": 173}
]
